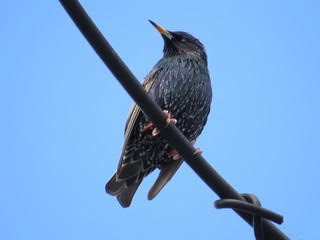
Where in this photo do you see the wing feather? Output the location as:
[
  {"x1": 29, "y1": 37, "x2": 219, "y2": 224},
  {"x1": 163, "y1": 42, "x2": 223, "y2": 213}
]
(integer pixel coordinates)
[{"x1": 122, "y1": 67, "x2": 159, "y2": 157}]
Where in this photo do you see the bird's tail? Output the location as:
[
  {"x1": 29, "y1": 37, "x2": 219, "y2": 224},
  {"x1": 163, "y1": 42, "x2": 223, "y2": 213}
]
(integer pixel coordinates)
[
  {"x1": 147, "y1": 158, "x2": 183, "y2": 200},
  {"x1": 105, "y1": 174, "x2": 142, "y2": 208}
]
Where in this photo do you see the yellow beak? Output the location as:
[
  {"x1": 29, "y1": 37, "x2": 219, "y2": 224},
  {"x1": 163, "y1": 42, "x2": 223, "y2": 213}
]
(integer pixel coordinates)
[{"x1": 149, "y1": 20, "x2": 173, "y2": 40}]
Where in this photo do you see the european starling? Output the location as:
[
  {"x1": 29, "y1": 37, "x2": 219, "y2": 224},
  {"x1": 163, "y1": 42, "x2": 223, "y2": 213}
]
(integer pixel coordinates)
[{"x1": 106, "y1": 20, "x2": 212, "y2": 207}]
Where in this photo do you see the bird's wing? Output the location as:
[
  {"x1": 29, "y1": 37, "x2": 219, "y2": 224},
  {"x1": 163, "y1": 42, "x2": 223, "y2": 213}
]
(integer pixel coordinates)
[
  {"x1": 106, "y1": 68, "x2": 160, "y2": 207},
  {"x1": 113, "y1": 66, "x2": 184, "y2": 203},
  {"x1": 122, "y1": 66, "x2": 185, "y2": 200},
  {"x1": 115, "y1": 68, "x2": 159, "y2": 176},
  {"x1": 123, "y1": 67, "x2": 158, "y2": 141}
]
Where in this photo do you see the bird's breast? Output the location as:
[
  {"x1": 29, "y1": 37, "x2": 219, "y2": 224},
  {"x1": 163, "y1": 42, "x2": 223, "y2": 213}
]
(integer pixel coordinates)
[{"x1": 151, "y1": 56, "x2": 212, "y2": 140}]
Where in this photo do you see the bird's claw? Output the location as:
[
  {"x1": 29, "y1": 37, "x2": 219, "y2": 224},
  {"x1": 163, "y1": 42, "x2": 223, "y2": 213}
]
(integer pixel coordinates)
[
  {"x1": 168, "y1": 148, "x2": 181, "y2": 160},
  {"x1": 141, "y1": 122, "x2": 154, "y2": 133},
  {"x1": 167, "y1": 140, "x2": 202, "y2": 160},
  {"x1": 190, "y1": 140, "x2": 202, "y2": 155},
  {"x1": 141, "y1": 110, "x2": 177, "y2": 136},
  {"x1": 193, "y1": 148, "x2": 203, "y2": 155},
  {"x1": 152, "y1": 128, "x2": 161, "y2": 136},
  {"x1": 153, "y1": 110, "x2": 177, "y2": 136},
  {"x1": 162, "y1": 110, "x2": 177, "y2": 126}
]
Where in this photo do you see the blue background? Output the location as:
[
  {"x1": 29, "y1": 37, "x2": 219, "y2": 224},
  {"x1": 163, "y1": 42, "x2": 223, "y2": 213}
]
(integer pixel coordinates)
[{"x1": 1, "y1": 1, "x2": 319, "y2": 239}]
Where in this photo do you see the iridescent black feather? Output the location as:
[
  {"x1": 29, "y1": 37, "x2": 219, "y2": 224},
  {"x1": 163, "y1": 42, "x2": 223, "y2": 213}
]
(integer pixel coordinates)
[{"x1": 106, "y1": 22, "x2": 212, "y2": 207}]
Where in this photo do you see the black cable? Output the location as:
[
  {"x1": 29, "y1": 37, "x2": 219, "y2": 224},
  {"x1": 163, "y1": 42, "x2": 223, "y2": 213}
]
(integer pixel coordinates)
[
  {"x1": 215, "y1": 195, "x2": 283, "y2": 224},
  {"x1": 59, "y1": 1, "x2": 290, "y2": 239}
]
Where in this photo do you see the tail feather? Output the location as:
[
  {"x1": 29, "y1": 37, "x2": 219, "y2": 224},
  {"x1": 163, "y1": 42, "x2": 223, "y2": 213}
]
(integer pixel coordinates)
[
  {"x1": 117, "y1": 182, "x2": 141, "y2": 208},
  {"x1": 106, "y1": 158, "x2": 183, "y2": 206},
  {"x1": 105, "y1": 174, "x2": 124, "y2": 195},
  {"x1": 148, "y1": 159, "x2": 183, "y2": 200},
  {"x1": 105, "y1": 173, "x2": 142, "y2": 208}
]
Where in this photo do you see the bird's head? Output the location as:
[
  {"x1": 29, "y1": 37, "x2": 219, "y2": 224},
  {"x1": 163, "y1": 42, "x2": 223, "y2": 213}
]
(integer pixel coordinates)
[{"x1": 149, "y1": 20, "x2": 207, "y2": 65}]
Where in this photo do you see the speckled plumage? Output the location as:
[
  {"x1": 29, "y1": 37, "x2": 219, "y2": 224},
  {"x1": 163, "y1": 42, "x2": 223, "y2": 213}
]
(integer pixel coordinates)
[{"x1": 106, "y1": 21, "x2": 212, "y2": 207}]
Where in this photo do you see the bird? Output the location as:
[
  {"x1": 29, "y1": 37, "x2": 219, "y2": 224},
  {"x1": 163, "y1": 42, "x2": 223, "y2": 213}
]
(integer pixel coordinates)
[{"x1": 105, "y1": 20, "x2": 212, "y2": 207}]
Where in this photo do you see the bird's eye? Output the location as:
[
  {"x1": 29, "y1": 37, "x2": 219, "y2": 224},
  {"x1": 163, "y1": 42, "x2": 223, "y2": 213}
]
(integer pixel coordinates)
[{"x1": 173, "y1": 33, "x2": 186, "y2": 43}]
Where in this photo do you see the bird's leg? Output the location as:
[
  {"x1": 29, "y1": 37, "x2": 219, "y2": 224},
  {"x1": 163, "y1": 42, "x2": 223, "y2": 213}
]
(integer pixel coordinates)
[{"x1": 141, "y1": 110, "x2": 177, "y2": 136}]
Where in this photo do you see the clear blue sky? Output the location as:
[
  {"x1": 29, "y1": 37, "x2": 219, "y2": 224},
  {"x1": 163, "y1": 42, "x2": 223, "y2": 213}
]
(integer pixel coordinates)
[{"x1": 1, "y1": 1, "x2": 319, "y2": 239}]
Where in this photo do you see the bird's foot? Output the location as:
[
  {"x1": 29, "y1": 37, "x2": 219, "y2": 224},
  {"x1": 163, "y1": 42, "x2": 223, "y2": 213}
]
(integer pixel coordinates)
[
  {"x1": 193, "y1": 148, "x2": 203, "y2": 155},
  {"x1": 141, "y1": 110, "x2": 177, "y2": 136},
  {"x1": 168, "y1": 148, "x2": 181, "y2": 160},
  {"x1": 152, "y1": 110, "x2": 177, "y2": 136},
  {"x1": 162, "y1": 110, "x2": 177, "y2": 126},
  {"x1": 190, "y1": 140, "x2": 203, "y2": 155},
  {"x1": 167, "y1": 140, "x2": 202, "y2": 160},
  {"x1": 141, "y1": 122, "x2": 154, "y2": 133}
]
